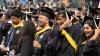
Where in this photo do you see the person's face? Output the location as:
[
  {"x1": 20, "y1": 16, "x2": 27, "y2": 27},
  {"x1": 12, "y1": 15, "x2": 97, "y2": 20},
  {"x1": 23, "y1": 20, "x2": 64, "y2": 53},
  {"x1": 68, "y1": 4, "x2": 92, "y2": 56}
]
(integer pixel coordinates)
[
  {"x1": 83, "y1": 24, "x2": 94, "y2": 38},
  {"x1": 38, "y1": 15, "x2": 49, "y2": 27},
  {"x1": 57, "y1": 15, "x2": 66, "y2": 26},
  {"x1": 11, "y1": 16, "x2": 20, "y2": 25},
  {"x1": 1, "y1": 15, "x2": 9, "y2": 22}
]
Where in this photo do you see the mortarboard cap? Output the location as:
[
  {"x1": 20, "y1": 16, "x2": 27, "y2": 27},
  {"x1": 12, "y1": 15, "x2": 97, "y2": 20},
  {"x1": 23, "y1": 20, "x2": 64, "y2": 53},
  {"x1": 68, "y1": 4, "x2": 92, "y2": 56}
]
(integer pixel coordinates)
[
  {"x1": 58, "y1": 8, "x2": 74, "y2": 19},
  {"x1": 67, "y1": 10, "x2": 74, "y2": 19},
  {"x1": 83, "y1": 16, "x2": 99, "y2": 29},
  {"x1": 4, "y1": 12, "x2": 11, "y2": 18},
  {"x1": 30, "y1": 8, "x2": 39, "y2": 15},
  {"x1": 10, "y1": 9, "x2": 23, "y2": 18},
  {"x1": 39, "y1": 7, "x2": 55, "y2": 21},
  {"x1": 89, "y1": 7, "x2": 100, "y2": 16}
]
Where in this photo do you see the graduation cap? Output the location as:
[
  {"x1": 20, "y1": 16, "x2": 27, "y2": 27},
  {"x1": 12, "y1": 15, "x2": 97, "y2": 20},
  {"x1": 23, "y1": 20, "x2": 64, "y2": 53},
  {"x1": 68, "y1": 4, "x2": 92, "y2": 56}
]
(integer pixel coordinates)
[
  {"x1": 88, "y1": 7, "x2": 100, "y2": 16},
  {"x1": 10, "y1": 9, "x2": 24, "y2": 18},
  {"x1": 23, "y1": 11, "x2": 33, "y2": 21},
  {"x1": 22, "y1": 7, "x2": 39, "y2": 21},
  {"x1": 83, "y1": 16, "x2": 99, "y2": 29},
  {"x1": 30, "y1": 8, "x2": 40, "y2": 15},
  {"x1": 67, "y1": 10, "x2": 74, "y2": 19},
  {"x1": 39, "y1": 7, "x2": 55, "y2": 22},
  {"x1": 58, "y1": 8, "x2": 74, "y2": 19},
  {"x1": 4, "y1": 12, "x2": 11, "y2": 18}
]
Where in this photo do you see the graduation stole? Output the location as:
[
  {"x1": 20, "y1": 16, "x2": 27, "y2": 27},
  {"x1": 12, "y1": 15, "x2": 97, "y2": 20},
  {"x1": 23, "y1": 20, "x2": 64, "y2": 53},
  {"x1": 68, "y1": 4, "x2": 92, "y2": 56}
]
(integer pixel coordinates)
[
  {"x1": 61, "y1": 29, "x2": 78, "y2": 52},
  {"x1": 13, "y1": 23, "x2": 24, "y2": 28},
  {"x1": 35, "y1": 26, "x2": 51, "y2": 39}
]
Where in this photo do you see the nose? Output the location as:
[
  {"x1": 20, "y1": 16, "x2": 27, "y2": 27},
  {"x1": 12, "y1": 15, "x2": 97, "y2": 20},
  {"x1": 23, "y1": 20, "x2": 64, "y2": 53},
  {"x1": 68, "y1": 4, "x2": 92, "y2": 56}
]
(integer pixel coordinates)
[{"x1": 84, "y1": 28, "x2": 87, "y2": 32}]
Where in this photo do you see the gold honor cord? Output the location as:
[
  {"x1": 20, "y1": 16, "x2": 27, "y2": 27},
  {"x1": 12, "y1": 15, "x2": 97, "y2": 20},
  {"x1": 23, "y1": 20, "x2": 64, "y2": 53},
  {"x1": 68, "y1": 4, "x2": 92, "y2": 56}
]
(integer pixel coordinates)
[
  {"x1": 35, "y1": 26, "x2": 51, "y2": 39},
  {"x1": 13, "y1": 23, "x2": 24, "y2": 28},
  {"x1": 62, "y1": 29, "x2": 78, "y2": 52}
]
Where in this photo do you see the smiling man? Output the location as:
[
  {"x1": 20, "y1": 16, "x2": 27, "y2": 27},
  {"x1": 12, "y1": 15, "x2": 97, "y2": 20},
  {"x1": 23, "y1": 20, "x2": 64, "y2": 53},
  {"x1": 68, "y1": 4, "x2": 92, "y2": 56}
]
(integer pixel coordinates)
[{"x1": 33, "y1": 7, "x2": 56, "y2": 56}]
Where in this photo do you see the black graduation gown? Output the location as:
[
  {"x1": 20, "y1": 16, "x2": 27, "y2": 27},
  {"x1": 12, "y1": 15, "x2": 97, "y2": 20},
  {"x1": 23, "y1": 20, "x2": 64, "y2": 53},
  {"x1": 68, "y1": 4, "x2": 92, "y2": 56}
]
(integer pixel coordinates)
[
  {"x1": 17, "y1": 21, "x2": 36, "y2": 56},
  {"x1": 0, "y1": 22, "x2": 11, "y2": 44},
  {"x1": 18, "y1": 35, "x2": 34, "y2": 56},
  {"x1": 4, "y1": 25, "x2": 22, "y2": 54},
  {"x1": 2, "y1": 23, "x2": 11, "y2": 38},
  {"x1": 56, "y1": 31, "x2": 75, "y2": 56},
  {"x1": 0, "y1": 23, "x2": 3, "y2": 44},
  {"x1": 77, "y1": 40, "x2": 100, "y2": 56},
  {"x1": 0, "y1": 22, "x2": 11, "y2": 56},
  {"x1": 34, "y1": 29, "x2": 56, "y2": 56},
  {"x1": 67, "y1": 23, "x2": 83, "y2": 44},
  {"x1": 48, "y1": 28, "x2": 75, "y2": 56},
  {"x1": 50, "y1": 24, "x2": 83, "y2": 56}
]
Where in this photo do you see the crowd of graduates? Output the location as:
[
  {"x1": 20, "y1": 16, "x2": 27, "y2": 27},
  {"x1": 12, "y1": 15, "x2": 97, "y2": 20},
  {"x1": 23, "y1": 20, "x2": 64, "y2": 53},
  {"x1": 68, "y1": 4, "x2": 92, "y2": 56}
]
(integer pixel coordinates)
[{"x1": 0, "y1": 2, "x2": 100, "y2": 56}]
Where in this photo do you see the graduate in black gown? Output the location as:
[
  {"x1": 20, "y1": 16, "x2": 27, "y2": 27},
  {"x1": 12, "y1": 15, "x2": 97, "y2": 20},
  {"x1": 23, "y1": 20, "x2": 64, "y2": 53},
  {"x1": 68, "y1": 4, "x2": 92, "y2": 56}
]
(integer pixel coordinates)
[
  {"x1": 33, "y1": 7, "x2": 56, "y2": 56},
  {"x1": 0, "y1": 12, "x2": 11, "y2": 44},
  {"x1": 77, "y1": 16, "x2": 100, "y2": 56},
  {"x1": 16, "y1": 21, "x2": 36, "y2": 56},
  {"x1": 0, "y1": 9, "x2": 24, "y2": 56},
  {"x1": 51, "y1": 9, "x2": 83, "y2": 56},
  {"x1": 0, "y1": 12, "x2": 12, "y2": 56}
]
